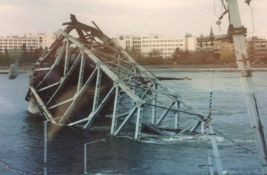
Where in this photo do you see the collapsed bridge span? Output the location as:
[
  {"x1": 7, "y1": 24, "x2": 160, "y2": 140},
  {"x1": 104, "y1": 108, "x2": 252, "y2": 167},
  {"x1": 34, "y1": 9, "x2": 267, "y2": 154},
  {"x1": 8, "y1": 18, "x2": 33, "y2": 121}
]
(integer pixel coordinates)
[{"x1": 26, "y1": 15, "x2": 205, "y2": 140}]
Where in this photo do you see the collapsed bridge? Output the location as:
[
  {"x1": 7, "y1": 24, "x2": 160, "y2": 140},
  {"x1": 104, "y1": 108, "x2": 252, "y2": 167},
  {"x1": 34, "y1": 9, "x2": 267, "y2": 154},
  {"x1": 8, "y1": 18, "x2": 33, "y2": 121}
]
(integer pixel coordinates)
[{"x1": 26, "y1": 15, "x2": 206, "y2": 140}]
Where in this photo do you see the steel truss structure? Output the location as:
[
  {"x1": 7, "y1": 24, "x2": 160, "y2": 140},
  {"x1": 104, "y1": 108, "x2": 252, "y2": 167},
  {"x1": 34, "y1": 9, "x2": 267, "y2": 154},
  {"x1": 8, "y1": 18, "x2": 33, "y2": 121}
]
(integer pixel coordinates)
[{"x1": 26, "y1": 15, "x2": 205, "y2": 140}]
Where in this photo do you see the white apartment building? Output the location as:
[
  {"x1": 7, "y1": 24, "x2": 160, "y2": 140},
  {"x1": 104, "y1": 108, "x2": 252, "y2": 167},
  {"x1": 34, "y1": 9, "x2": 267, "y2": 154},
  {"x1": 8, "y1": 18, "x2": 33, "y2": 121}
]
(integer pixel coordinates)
[
  {"x1": 0, "y1": 33, "x2": 54, "y2": 54},
  {"x1": 115, "y1": 34, "x2": 197, "y2": 58}
]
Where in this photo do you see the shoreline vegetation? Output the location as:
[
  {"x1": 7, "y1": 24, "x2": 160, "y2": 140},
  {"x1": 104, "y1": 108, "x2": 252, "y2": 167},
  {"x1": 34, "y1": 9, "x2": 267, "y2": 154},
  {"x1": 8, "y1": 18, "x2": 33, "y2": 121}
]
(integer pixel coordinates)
[
  {"x1": 128, "y1": 49, "x2": 267, "y2": 66},
  {"x1": 144, "y1": 64, "x2": 267, "y2": 72},
  {"x1": 1, "y1": 48, "x2": 267, "y2": 73},
  {"x1": 1, "y1": 64, "x2": 267, "y2": 74}
]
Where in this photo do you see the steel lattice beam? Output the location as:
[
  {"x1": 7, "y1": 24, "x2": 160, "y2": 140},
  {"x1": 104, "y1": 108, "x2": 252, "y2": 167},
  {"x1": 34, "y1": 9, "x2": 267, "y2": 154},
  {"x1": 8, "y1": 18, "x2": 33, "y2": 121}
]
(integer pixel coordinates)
[{"x1": 26, "y1": 15, "x2": 205, "y2": 140}]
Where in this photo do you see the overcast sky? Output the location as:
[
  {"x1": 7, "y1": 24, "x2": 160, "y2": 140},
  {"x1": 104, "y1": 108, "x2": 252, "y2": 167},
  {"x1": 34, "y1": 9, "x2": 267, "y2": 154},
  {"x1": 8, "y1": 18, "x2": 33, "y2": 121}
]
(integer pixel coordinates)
[{"x1": 0, "y1": 0, "x2": 266, "y2": 37}]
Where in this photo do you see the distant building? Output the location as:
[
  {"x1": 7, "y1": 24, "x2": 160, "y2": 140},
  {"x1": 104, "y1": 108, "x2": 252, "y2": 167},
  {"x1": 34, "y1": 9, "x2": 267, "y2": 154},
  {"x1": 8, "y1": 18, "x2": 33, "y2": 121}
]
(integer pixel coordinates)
[
  {"x1": 215, "y1": 40, "x2": 234, "y2": 55},
  {"x1": 196, "y1": 28, "x2": 217, "y2": 51},
  {"x1": 196, "y1": 37, "x2": 215, "y2": 51},
  {"x1": 197, "y1": 29, "x2": 267, "y2": 62},
  {"x1": 197, "y1": 38, "x2": 234, "y2": 55},
  {"x1": 0, "y1": 33, "x2": 54, "y2": 54},
  {"x1": 197, "y1": 36, "x2": 267, "y2": 62},
  {"x1": 246, "y1": 36, "x2": 267, "y2": 61},
  {"x1": 115, "y1": 34, "x2": 197, "y2": 58}
]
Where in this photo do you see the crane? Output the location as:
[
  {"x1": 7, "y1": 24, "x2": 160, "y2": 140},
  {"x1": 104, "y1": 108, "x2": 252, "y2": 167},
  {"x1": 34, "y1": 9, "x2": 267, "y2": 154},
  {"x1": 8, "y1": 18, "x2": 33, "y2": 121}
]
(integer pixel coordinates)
[{"x1": 210, "y1": 0, "x2": 267, "y2": 174}]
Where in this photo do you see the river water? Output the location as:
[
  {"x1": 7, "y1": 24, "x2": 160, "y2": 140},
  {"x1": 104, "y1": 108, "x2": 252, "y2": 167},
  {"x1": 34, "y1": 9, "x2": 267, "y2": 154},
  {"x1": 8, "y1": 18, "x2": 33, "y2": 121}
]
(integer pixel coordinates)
[{"x1": 0, "y1": 71, "x2": 266, "y2": 175}]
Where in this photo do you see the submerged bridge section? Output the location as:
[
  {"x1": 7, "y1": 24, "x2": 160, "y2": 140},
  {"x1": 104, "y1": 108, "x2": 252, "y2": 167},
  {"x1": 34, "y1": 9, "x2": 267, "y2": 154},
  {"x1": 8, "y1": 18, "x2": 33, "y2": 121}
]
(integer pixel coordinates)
[{"x1": 26, "y1": 15, "x2": 205, "y2": 140}]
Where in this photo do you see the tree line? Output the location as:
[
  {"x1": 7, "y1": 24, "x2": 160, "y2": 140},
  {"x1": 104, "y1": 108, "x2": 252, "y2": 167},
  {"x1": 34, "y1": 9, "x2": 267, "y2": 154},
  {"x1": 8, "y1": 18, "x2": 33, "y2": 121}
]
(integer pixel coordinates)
[
  {"x1": 1, "y1": 44, "x2": 266, "y2": 66},
  {"x1": 128, "y1": 48, "x2": 267, "y2": 65}
]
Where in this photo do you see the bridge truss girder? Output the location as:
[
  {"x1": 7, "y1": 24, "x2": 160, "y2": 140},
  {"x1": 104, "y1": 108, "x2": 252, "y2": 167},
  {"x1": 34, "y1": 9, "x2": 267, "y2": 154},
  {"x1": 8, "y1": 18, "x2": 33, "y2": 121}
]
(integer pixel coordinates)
[{"x1": 26, "y1": 15, "x2": 205, "y2": 140}]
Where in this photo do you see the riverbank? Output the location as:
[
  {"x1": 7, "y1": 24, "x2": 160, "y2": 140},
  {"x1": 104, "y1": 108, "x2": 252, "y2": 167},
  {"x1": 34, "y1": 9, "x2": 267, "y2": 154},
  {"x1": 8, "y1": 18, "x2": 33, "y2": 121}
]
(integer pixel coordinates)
[
  {"x1": 144, "y1": 64, "x2": 267, "y2": 72},
  {"x1": 1, "y1": 64, "x2": 267, "y2": 74},
  {"x1": 146, "y1": 67, "x2": 267, "y2": 72},
  {"x1": 0, "y1": 65, "x2": 32, "y2": 74},
  {"x1": 0, "y1": 70, "x2": 30, "y2": 74}
]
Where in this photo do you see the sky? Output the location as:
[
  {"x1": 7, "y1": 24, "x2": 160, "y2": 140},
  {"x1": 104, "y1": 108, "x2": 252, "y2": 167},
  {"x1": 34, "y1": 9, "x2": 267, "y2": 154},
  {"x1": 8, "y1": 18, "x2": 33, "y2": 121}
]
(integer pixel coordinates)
[{"x1": 0, "y1": 0, "x2": 266, "y2": 37}]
